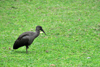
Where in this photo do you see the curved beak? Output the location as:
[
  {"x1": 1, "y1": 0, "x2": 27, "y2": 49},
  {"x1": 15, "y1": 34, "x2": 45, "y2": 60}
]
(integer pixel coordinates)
[{"x1": 41, "y1": 29, "x2": 46, "y2": 35}]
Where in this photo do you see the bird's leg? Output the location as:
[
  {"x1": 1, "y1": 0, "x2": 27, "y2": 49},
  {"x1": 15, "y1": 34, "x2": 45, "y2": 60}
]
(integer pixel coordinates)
[{"x1": 26, "y1": 46, "x2": 29, "y2": 53}]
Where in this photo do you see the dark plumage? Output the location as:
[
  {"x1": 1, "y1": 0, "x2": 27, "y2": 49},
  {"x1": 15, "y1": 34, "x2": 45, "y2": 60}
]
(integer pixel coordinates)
[{"x1": 13, "y1": 26, "x2": 46, "y2": 53}]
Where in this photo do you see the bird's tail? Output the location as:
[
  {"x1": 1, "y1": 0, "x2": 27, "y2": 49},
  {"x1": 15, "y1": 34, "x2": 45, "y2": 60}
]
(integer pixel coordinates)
[
  {"x1": 13, "y1": 40, "x2": 24, "y2": 49},
  {"x1": 13, "y1": 40, "x2": 19, "y2": 49}
]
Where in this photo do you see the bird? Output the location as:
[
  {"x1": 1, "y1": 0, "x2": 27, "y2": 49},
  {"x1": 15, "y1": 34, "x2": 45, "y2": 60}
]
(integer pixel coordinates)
[{"x1": 13, "y1": 26, "x2": 46, "y2": 53}]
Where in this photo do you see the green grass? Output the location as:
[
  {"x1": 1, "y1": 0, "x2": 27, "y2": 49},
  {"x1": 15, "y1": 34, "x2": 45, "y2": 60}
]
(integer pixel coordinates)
[{"x1": 0, "y1": 0, "x2": 100, "y2": 67}]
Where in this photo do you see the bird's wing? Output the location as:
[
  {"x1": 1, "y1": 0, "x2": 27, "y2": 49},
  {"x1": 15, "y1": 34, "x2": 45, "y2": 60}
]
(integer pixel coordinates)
[
  {"x1": 13, "y1": 33, "x2": 30, "y2": 49},
  {"x1": 17, "y1": 33, "x2": 29, "y2": 40}
]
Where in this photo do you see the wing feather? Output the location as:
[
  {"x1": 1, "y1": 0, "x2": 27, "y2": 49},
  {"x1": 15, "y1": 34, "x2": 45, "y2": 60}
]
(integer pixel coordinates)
[{"x1": 13, "y1": 33, "x2": 30, "y2": 49}]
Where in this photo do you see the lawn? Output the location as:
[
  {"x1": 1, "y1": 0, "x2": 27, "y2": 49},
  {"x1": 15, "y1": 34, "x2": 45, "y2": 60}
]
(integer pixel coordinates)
[{"x1": 0, "y1": 0, "x2": 100, "y2": 67}]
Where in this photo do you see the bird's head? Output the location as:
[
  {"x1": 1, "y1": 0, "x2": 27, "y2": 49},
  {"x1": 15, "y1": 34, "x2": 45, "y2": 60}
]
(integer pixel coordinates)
[{"x1": 36, "y1": 26, "x2": 46, "y2": 35}]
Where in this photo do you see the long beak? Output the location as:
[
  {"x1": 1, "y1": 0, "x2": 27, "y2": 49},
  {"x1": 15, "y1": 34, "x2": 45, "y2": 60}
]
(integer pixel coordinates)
[{"x1": 41, "y1": 29, "x2": 46, "y2": 35}]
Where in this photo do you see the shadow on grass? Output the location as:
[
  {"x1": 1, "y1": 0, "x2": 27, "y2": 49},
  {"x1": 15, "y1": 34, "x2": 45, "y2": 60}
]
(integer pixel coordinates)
[
  {"x1": 15, "y1": 51, "x2": 27, "y2": 53},
  {"x1": 11, "y1": 50, "x2": 34, "y2": 54}
]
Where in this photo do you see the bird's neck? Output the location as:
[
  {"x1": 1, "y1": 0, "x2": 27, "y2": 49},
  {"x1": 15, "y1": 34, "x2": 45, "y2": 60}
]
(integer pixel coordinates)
[{"x1": 35, "y1": 30, "x2": 40, "y2": 36}]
